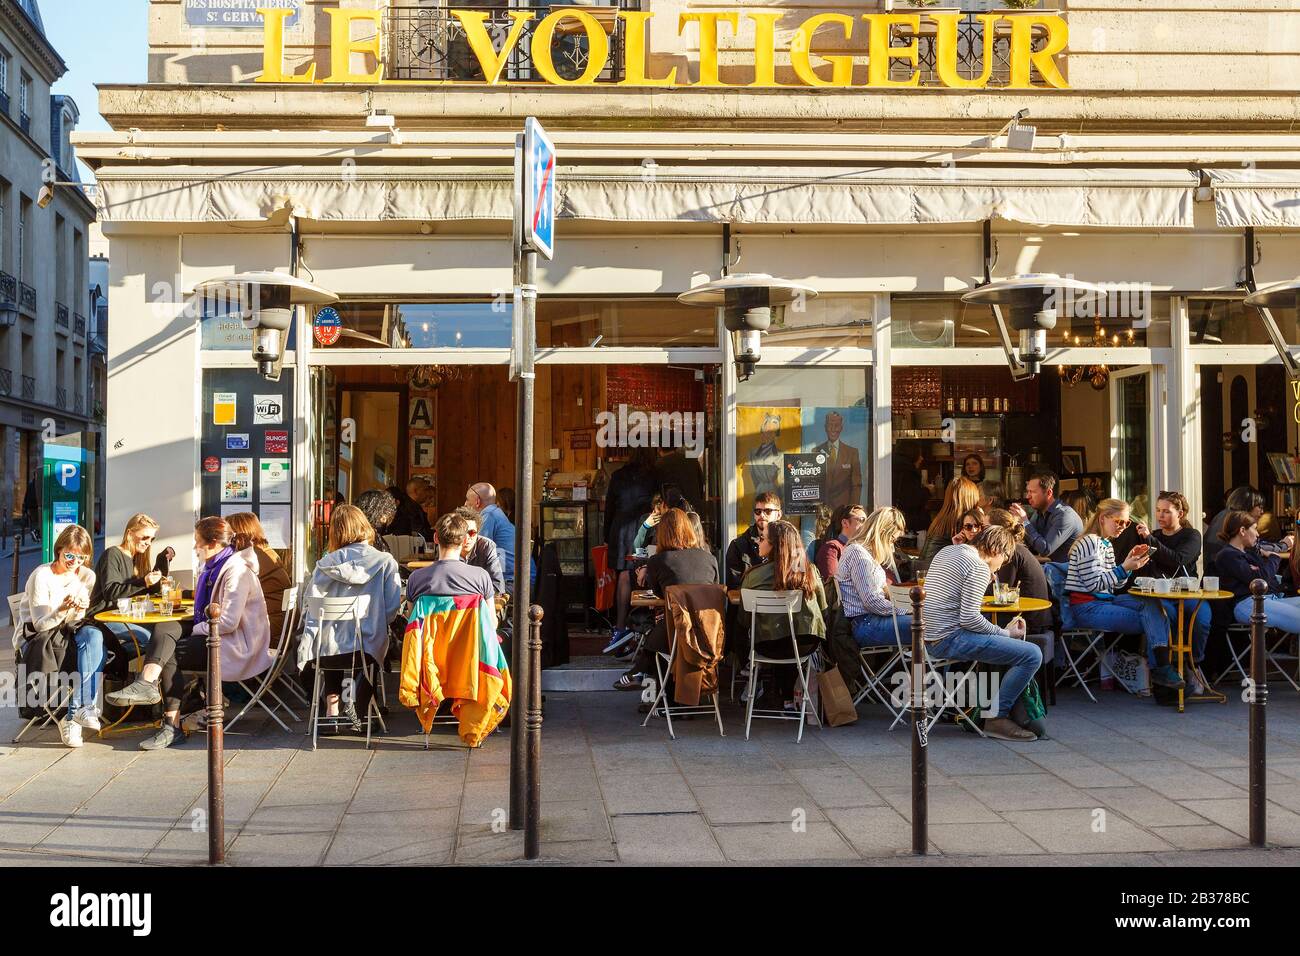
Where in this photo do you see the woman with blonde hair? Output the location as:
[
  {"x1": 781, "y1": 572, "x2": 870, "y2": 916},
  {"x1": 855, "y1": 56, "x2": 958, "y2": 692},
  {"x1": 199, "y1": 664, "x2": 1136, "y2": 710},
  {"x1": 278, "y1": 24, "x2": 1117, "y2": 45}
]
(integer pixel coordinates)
[
  {"x1": 89, "y1": 513, "x2": 177, "y2": 660},
  {"x1": 22, "y1": 525, "x2": 102, "y2": 747},
  {"x1": 298, "y1": 504, "x2": 402, "y2": 732},
  {"x1": 226, "y1": 512, "x2": 292, "y2": 642},
  {"x1": 836, "y1": 506, "x2": 911, "y2": 648},
  {"x1": 1065, "y1": 498, "x2": 1182, "y2": 690},
  {"x1": 921, "y1": 477, "x2": 981, "y2": 568}
]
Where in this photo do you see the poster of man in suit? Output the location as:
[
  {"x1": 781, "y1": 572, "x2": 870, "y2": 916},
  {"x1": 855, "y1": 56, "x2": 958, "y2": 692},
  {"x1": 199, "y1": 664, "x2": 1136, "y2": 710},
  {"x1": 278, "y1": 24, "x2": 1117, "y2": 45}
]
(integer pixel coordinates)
[{"x1": 806, "y1": 407, "x2": 865, "y2": 510}]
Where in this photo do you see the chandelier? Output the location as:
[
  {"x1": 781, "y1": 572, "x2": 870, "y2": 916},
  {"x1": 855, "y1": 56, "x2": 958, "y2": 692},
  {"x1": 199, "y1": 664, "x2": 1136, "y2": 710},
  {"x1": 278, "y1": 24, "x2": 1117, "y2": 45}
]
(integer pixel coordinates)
[
  {"x1": 407, "y1": 365, "x2": 463, "y2": 390},
  {"x1": 1058, "y1": 319, "x2": 1134, "y2": 391}
]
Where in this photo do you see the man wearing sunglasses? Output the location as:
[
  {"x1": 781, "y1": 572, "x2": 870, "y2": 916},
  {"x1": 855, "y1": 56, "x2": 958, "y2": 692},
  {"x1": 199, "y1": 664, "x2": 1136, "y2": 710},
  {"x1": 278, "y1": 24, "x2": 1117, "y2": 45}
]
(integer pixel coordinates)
[
  {"x1": 726, "y1": 491, "x2": 782, "y2": 588},
  {"x1": 455, "y1": 506, "x2": 506, "y2": 596},
  {"x1": 407, "y1": 513, "x2": 495, "y2": 605}
]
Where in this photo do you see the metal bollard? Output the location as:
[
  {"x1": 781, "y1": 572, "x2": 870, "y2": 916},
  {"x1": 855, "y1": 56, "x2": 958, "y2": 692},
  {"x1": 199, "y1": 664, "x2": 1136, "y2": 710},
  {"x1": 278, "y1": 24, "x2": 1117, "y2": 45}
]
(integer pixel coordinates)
[
  {"x1": 1248, "y1": 579, "x2": 1268, "y2": 847},
  {"x1": 525, "y1": 605, "x2": 543, "y2": 860},
  {"x1": 910, "y1": 586, "x2": 927, "y2": 856},
  {"x1": 206, "y1": 602, "x2": 226, "y2": 865},
  {"x1": 10, "y1": 530, "x2": 21, "y2": 597}
]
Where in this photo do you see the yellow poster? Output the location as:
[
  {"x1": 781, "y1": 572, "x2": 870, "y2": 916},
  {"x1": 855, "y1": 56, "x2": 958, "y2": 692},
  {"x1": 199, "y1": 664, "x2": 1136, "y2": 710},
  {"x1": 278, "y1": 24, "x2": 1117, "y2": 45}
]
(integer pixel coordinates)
[
  {"x1": 213, "y1": 391, "x2": 237, "y2": 426},
  {"x1": 736, "y1": 406, "x2": 802, "y2": 533}
]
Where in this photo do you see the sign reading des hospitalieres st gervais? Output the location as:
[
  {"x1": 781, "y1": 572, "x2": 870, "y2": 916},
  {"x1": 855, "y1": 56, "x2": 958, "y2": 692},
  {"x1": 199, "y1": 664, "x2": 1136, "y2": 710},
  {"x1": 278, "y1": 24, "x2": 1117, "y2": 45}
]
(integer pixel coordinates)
[
  {"x1": 187, "y1": 0, "x2": 301, "y2": 29},
  {"x1": 257, "y1": 7, "x2": 1070, "y2": 90}
]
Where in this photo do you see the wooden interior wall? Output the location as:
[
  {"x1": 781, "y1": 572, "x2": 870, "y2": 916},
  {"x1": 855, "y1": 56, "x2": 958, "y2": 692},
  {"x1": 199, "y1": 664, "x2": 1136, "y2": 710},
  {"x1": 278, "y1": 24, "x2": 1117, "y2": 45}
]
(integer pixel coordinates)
[
  {"x1": 543, "y1": 364, "x2": 607, "y2": 479},
  {"x1": 435, "y1": 366, "x2": 516, "y2": 517}
]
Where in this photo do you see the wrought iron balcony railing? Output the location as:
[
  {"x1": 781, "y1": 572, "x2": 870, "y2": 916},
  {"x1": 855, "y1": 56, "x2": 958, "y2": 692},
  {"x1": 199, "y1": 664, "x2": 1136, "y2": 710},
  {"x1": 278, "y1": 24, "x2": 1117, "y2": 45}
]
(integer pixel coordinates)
[
  {"x1": 0, "y1": 271, "x2": 14, "y2": 306},
  {"x1": 56, "y1": 303, "x2": 69, "y2": 328},
  {"x1": 74, "y1": 313, "x2": 86, "y2": 337},
  {"x1": 386, "y1": 2, "x2": 636, "y2": 84},
  {"x1": 18, "y1": 282, "x2": 35, "y2": 316},
  {"x1": 890, "y1": 13, "x2": 1052, "y2": 87},
  {"x1": 22, "y1": 376, "x2": 35, "y2": 400},
  {"x1": 0, "y1": 369, "x2": 11, "y2": 397},
  {"x1": 74, "y1": 392, "x2": 83, "y2": 414},
  {"x1": 19, "y1": 111, "x2": 29, "y2": 135},
  {"x1": 0, "y1": 91, "x2": 8, "y2": 117},
  {"x1": 56, "y1": 387, "x2": 67, "y2": 410}
]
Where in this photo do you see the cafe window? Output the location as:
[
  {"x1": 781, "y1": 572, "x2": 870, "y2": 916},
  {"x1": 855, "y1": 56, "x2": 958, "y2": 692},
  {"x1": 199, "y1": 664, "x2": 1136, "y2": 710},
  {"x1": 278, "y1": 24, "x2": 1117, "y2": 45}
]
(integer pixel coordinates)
[
  {"x1": 892, "y1": 293, "x2": 1171, "y2": 350},
  {"x1": 312, "y1": 297, "x2": 717, "y2": 350},
  {"x1": 764, "y1": 295, "x2": 872, "y2": 349},
  {"x1": 1188, "y1": 297, "x2": 1296, "y2": 347},
  {"x1": 200, "y1": 298, "x2": 297, "y2": 352},
  {"x1": 736, "y1": 367, "x2": 872, "y2": 548}
]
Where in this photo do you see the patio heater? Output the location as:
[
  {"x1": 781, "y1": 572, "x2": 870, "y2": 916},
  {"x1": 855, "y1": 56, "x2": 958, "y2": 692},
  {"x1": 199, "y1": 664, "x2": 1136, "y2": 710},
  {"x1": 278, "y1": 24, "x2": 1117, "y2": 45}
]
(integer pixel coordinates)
[
  {"x1": 963, "y1": 273, "x2": 1107, "y2": 381},
  {"x1": 1242, "y1": 281, "x2": 1300, "y2": 380},
  {"x1": 678, "y1": 273, "x2": 819, "y2": 382}
]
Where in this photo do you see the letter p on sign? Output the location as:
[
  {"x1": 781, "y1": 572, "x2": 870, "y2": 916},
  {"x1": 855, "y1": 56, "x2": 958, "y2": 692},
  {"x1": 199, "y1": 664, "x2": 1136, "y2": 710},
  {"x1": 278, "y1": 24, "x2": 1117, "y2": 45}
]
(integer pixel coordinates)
[{"x1": 58, "y1": 463, "x2": 80, "y2": 492}]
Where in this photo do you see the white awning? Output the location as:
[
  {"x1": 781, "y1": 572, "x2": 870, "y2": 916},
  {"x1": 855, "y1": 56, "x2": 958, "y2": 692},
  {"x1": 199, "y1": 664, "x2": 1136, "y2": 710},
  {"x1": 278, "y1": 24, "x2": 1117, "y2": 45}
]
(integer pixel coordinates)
[
  {"x1": 95, "y1": 165, "x2": 1200, "y2": 229},
  {"x1": 1206, "y1": 169, "x2": 1300, "y2": 228}
]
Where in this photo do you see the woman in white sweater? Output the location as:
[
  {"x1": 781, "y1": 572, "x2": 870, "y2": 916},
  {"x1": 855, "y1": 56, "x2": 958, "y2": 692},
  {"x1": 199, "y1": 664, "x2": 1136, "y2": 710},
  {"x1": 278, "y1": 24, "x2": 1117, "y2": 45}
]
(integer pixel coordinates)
[
  {"x1": 1065, "y1": 497, "x2": 1181, "y2": 689},
  {"x1": 22, "y1": 525, "x2": 102, "y2": 748},
  {"x1": 836, "y1": 506, "x2": 910, "y2": 646}
]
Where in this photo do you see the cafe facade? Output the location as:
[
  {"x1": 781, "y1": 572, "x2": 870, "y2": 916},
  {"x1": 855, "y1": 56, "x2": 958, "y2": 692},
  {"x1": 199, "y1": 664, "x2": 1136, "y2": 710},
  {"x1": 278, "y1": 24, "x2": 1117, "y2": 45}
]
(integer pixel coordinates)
[{"x1": 77, "y1": 1, "x2": 1300, "y2": 602}]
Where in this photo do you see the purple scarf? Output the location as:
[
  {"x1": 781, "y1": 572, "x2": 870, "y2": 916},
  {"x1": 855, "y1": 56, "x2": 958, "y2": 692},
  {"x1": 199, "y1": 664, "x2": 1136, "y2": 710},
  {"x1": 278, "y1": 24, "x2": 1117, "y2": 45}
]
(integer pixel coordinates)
[{"x1": 194, "y1": 546, "x2": 235, "y2": 623}]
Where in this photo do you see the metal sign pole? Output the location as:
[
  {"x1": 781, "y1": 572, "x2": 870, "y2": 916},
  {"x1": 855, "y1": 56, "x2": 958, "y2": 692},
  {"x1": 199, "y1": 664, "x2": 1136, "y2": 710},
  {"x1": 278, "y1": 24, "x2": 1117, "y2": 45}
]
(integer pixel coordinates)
[
  {"x1": 1249, "y1": 579, "x2": 1268, "y2": 847},
  {"x1": 910, "y1": 586, "x2": 928, "y2": 855}
]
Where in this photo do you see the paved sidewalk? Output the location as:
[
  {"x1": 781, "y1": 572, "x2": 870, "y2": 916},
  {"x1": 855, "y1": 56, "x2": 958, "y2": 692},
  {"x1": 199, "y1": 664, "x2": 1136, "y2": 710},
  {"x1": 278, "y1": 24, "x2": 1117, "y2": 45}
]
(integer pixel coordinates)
[{"x1": 2, "y1": 667, "x2": 1300, "y2": 865}]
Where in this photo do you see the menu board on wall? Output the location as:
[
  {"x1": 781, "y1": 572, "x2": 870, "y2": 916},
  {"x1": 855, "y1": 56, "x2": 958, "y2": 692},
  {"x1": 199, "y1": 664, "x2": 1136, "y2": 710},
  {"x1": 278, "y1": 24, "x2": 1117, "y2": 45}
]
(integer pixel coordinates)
[{"x1": 200, "y1": 368, "x2": 295, "y2": 557}]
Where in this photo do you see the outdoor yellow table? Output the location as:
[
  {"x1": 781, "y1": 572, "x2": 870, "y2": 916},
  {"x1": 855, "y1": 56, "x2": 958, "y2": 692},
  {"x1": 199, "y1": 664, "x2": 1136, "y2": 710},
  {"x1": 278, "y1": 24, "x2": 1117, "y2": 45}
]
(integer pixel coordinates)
[
  {"x1": 405, "y1": 560, "x2": 435, "y2": 570},
  {"x1": 93, "y1": 602, "x2": 192, "y2": 735},
  {"x1": 1128, "y1": 589, "x2": 1232, "y2": 712},
  {"x1": 631, "y1": 589, "x2": 740, "y2": 608},
  {"x1": 980, "y1": 596, "x2": 1052, "y2": 624}
]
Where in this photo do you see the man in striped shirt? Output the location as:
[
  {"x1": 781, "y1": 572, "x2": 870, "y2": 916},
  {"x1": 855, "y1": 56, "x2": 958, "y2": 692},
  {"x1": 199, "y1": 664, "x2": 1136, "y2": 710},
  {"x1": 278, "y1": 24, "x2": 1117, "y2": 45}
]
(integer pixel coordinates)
[{"x1": 922, "y1": 525, "x2": 1042, "y2": 742}]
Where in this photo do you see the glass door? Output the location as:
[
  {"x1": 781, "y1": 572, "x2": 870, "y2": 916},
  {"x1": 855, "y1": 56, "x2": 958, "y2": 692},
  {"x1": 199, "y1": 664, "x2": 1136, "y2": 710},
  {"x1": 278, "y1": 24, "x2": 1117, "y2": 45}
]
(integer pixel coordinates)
[
  {"x1": 1109, "y1": 366, "x2": 1158, "y2": 521},
  {"x1": 308, "y1": 366, "x2": 337, "y2": 569}
]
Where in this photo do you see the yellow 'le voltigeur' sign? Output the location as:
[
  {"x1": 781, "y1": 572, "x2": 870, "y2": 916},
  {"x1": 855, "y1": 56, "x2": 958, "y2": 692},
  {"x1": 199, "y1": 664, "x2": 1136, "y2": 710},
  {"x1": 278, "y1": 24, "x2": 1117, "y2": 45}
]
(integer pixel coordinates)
[{"x1": 257, "y1": 7, "x2": 1069, "y2": 90}]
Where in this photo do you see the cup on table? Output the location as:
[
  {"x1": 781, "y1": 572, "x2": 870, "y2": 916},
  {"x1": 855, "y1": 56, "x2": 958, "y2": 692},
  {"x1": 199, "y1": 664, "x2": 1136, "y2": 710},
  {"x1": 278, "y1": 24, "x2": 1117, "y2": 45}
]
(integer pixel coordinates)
[
  {"x1": 645, "y1": 545, "x2": 658, "y2": 556},
  {"x1": 1202, "y1": 576, "x2": 1219, "y2": 592},
  {"x1": 116, "y1": 598, "x2": 131, "y2": 616},
  {"x1": 1153, "y1": 579, "x2": 1173, "y2": 594},
  {"x1": 159, "y1": 598, "x2": 174, "y2": 616},
  {"x1": 1134, "y1": 577, "x2": 1155, "y2": 591},
  {"x1": 1176, "y1": 576, "x2": 1198, "y2": 592}
]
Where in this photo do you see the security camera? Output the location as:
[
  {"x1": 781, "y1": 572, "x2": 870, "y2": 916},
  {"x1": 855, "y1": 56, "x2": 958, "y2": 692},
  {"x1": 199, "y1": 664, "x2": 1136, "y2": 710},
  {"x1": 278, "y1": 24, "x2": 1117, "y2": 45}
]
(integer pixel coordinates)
[
  {"x1": 193, "y1": 272, "x2": 338, "y2": 381},
  {"x1": 678, "y1": 273, "x2": 817, "y2": 381}
]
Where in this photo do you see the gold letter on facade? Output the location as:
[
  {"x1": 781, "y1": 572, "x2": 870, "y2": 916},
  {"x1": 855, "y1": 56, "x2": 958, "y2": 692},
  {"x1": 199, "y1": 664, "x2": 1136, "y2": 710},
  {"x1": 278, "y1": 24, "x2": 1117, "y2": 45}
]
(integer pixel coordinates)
[
  {"x1": 452, "y1": 9, "x2": 536, "y2": 85},
  {"x1": 323, "y1": 8, "x2": 384, "y2": 83},
  {"x1": 934, "y1": 13, "x2": 999, "y2": 88},
  {"x1": 619, "y1": 10, "x2": 676, "y2": 86},
  {"x1": 747, "y1": 12, "x2": 783, "y2": 87},
  {"x1": 1008, "y1": 15, "x2": 1069, "y2": 89},
  {"x1": 679, "y1": 12, "x2": 739, "y2": 87},
  {"x1": 257, "y1": 7, "x2": 316, "y2": 83},
  {"x1": 864, "y1": 15, "x2": 920, "y2": 88},
  {"x1": 789, "y1": 13, "x2": 854, "y2": 87},
  {"x1": 533, "y1": 9, "x2": 611, "y2": 85}
]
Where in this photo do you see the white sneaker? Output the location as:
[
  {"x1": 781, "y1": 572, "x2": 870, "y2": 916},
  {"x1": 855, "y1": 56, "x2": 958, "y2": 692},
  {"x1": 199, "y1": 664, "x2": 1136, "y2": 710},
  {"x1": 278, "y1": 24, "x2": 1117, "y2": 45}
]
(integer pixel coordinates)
[
  {"x1": 72, "y1": 707, "x2": 101, "y2": 732},
  {"x1": 60, "y1": 719, "x2": 84, "y2": 749}
]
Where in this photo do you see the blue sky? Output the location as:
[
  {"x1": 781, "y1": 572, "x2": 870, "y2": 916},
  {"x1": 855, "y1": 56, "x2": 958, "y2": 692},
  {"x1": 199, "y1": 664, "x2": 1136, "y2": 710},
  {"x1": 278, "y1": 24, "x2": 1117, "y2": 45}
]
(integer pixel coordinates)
[{"x1": 45, "y1": 0, "x2": 150, "y2": 133}]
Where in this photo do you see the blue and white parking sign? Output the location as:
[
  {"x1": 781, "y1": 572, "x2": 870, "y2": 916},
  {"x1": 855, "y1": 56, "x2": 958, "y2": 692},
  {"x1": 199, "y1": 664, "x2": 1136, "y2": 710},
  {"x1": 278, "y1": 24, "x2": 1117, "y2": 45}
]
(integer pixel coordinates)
[
  {"x1": 55, "y1": 461, "x2": 80, "y2": 494},
  {"x1": 523, "y1": 117, "x2": 556, "y2": 260}
]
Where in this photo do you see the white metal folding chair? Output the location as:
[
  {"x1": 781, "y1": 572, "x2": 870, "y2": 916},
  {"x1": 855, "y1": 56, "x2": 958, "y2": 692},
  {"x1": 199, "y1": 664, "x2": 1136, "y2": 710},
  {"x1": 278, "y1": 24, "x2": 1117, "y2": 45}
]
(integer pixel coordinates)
[
  {"x1": 884, "y1": 585, "x2": 985, "y2": 737},
  {"x1": 1215, "y1": 622, "x2": 1300, "y2": 691},
  {"x1": 9, "y1": 593, "x2": 76, "y2": 744},
  {"x1": 228, "y1": 586, "x2": 302, "y2": 732},
  {"x1": 847, "y1": 589, "x2": 908, "y2": 718},
  {"x1": 305, "y1": 594, "x2": 386, "y2": 749},
  {"x1": 740, "y1": 588, "x2": 821, "y2": 742},
  {"x1": 641, "y1": 587, "x2": 726, "y2": 740}
]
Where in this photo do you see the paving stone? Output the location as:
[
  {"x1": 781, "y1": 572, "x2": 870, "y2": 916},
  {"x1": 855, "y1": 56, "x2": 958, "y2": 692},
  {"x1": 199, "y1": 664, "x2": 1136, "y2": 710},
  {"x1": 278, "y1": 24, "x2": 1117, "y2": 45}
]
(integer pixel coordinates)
[
  {"x1": 241, "y1": 802, "x2": 347, "y2": 836},
  {"x1": 1149, "y1": 825, "x2": 1246, "y2": 851},
  {"x1": 1085, "y1": 786, "x2": 1216, "y2": 828},
  {"x1": 1000, "y1": 808, "x2": 1175, "y2": 854},
  {"x1": 711, "y1": 821, "x2": 857, "y2": 862},
  {"x1": 1178, "y1": 798, "x2": 1300, "y2": 846},
  {"x1": 601, "y1": 772, "x2": 697, "y2": 815},
  {"x1": 324, "y1": 807, "x2": 458, "y2": 865},
  {"x1": 1018, "y1": 752, "x2": 1137, "y2": 789},
  {"x1": 927, "y1": 822, "x2": 1045, "y2": 856},
  {"x1": 877, "y1": 785, "x2": 1002, "y2": 825},
  {"x1": 956, "y1": 773, "x2": 1096, "y2": 812},
  {"x1": 590, "y1": 742, "x2": 677, "y2": 776},
  {"x1": 822, "y1": 805, "x2": 914, "y2": 857},
  {"x1": 612, "y1": 813, "x2": 725, "y2": 863},
  {"x1": 227, "y1": 829, "x2": 333, "y2": 866},
  {"x1": 348, "y1": 772, "x2": 465, "y2": 812},
  {"x1": 693, "y1": 783, "x2": 822, "y2": 825},
  {"x1": 1108, "y1": 763, "x2": 1246, "y2": 801},
  {"x1": 791, "y1": 766, "x2": 885, "y2": 809}
]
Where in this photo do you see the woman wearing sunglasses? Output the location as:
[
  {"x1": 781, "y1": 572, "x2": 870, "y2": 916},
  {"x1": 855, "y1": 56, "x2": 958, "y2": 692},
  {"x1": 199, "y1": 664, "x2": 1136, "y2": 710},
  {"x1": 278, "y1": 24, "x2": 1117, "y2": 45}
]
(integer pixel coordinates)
[
  {"x1": 88, "y1": 513, "x2": 176, "y2": 660},
  {"x1": 1065, "y1": 498, "x2": 1183, "y2": 690},
  {"x1": 22, "y1": 525, "x2": 102, "y2": 747}
]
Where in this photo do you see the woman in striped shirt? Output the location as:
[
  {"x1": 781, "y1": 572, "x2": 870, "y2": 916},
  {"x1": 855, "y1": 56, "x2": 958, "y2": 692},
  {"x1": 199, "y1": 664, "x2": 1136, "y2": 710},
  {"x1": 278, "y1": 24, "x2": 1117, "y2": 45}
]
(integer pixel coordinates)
[
  {"x1": 836, "y1": 506, "x2": 910, "y2": 647},
  {"x1": 1065, "y1": 497, "x2": 1183, "y2": 689}
]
